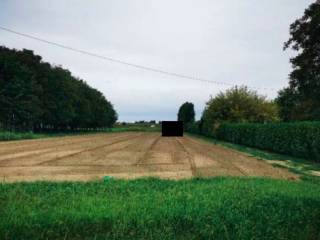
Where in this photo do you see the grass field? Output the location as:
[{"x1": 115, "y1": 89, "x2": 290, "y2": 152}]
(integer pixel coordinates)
[{"x1": 1, "y1": 177, "x2": 320, "y2": 239}]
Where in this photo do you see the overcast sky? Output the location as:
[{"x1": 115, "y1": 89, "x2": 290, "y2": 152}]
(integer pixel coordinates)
[{"x1": 0, "y1": 0, "x2": 314, "y2": 122}]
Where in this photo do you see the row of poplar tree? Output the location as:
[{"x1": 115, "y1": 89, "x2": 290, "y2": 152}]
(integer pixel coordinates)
[{"x1": 0, "y1": 46, "x2": 117, "y2": 132}]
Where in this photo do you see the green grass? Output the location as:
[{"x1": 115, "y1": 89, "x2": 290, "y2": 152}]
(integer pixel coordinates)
[
  {"x1": 188, "y1": 133, "x2": 320, "y2": 181},
  {"x1": 0, "y1": 126, "x2": 161, "y2": 142},
  {"x1": 110, "y1": 126, "x2": 161, "y2": 133},
  {"x1": 0, "y1": 130, "x2": 106, "y2": 142},
  {"x1": 1, "y1": 177, "x2": 320, "y2": 239},
  {"x1": 0, "y1": 131, "x2": 50, "y2": 141}
]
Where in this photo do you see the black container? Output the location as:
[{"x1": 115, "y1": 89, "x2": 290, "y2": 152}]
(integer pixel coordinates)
[{"x1": 161, "y1": 121, "x2": 183, "y2": 137}]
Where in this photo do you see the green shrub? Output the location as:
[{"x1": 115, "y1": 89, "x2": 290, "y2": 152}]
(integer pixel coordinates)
[
  {"x1": 216, "y1": 122, "x2": 320, "y2": 161},
  {"x1": 186, "y1": 121, "x2": 202, "y2": 135}
]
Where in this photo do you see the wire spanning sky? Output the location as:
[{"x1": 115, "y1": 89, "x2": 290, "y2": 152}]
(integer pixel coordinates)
[{"x1": 0, "y1": 0, "x2": 314, "y2": 121}]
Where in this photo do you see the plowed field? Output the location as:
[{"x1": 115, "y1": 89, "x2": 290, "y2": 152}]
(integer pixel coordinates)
[{"x1": 0, "y1": 132, "x2": 297, "y2": 181}]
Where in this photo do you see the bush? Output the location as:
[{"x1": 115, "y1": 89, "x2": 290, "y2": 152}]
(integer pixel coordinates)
[
  {"x1": 216, "y1": 122, "x2": 320, "y2": 161},
  {"x1": 185, "y1": 121, "x2": 202, "y2": 135},
  {"x1": 202, "y1": 86, "x2": 279, "y2": 136}
]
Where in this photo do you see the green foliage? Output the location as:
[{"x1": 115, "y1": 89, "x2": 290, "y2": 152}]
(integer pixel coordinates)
[
  {"x1": 1, "y1": 178, "x2": 320, "y2": 240},
  {"x1": 0, "y1": 130, "x2": 112, "y2": 141},
  {"x1": 0, "y1": 131, "x2": 47, "y2": 141},
  {"x1": 112, "y1": 122, "x2": 161, "y2": 132},
  {"x1": 276, "y1": 87, "x2": 302, "y2": 121},
  {"x1": 278, "y1": 1, "x2": 320, "y2": 121},
  {"x1": 0, "y1": 46, "x2": 117, "y2": 131},
  {"x1": 216, "y1": 122, "x2": 320, "y2": 161},
  {"x1": 177, "y1": 102, "x2": 195, "y2": 129},
  {"x1": 186, "y1": 119, "x2": 204, "y2": 135},
  {"x1": 202, "y1": 86, "x2": 279, "y2": 135}
]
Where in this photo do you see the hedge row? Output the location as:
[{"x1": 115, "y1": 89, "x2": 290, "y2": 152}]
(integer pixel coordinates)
[{"x1": 215, "y1": 122, "x2": 320, "y2": 161}]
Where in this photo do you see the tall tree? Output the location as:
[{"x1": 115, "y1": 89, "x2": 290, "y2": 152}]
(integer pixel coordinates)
[
  {"x1": 0, "y1": 48, "x2": 43, "y2": 131},
  {"x1": 177, "y1": 102, "x2": 195, "y2": 129},
  {"x1": 0, "y1": 46, "x2": 117, "y2": 131},
  {"x1": 277, "y1": 0, "x2": 320, "y2": 120}
]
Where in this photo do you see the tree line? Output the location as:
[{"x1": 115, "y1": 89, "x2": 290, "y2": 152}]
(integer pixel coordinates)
[
  {"x1": 0, "y1": 46, "x2": 117, "y2": 132},
  {"x1": 178, "y1": 1, "x2": 320, "y2": 134}
]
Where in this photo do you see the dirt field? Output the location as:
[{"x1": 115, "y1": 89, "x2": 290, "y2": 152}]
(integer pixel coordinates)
[{"x1": 0, "y1": 132, "x2": 297, "y2": 182}]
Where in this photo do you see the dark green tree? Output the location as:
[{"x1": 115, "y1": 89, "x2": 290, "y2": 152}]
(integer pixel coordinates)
[
  {"x1": 277, "y1": 1, "x2": 320, "y2": 121},
  {"x1": 177, "y1": 102, "x2": 195, "y2": 129},
  {"x1": 0, "y1": 46, "x2": 117, "y2": 131},
  {"x1": 0, "y1": 48, "x2": 43, "y2": 131}
]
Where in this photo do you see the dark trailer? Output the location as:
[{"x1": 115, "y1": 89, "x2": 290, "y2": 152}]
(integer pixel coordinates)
[{"x1": 161, "y1": 121, "x2": 183, "y2": 137}]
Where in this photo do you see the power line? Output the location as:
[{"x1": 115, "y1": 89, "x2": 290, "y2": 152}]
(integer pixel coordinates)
[{"x1": 0, "y1": 26, "x2": 276, "y2": 91}]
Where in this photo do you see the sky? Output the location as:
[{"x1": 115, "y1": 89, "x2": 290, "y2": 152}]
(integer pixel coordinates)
[{"x1": 0, "y1": 0, "x2": 314, "y2": 122}]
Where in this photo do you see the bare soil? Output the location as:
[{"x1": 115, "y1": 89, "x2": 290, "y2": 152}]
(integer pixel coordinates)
[{"x1": 0, "y1": 132, "x2": 297, "y2": 182}]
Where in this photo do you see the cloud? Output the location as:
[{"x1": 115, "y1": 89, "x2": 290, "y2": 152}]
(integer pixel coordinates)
[{"x1": 0, "y1": 0, "x2": 314, "y2": 121}]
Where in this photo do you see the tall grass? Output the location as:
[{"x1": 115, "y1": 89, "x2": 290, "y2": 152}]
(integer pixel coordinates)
[{"x1": 1, "y1": 177, "x2": 320, "y2": 239}]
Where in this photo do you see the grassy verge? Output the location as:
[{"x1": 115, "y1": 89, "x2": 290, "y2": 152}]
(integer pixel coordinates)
[
  {"x1": 0, "y1": 131, "x2": 107, "y2": 142},
  {"x1": 1, "y1": 177, "x2": 320, "y2": 240},
  {"x1": 0, "y1": 127, "x2": 161, "y2": 142},
  {"x1": 110, "y1": 126, "x2": 161, "y2": 133},
  {"x1": 0, "y1": 131, "x2": 51, "y2": 141},
  {"x1": 187, "y1": 133, "x2": 320, "y2": 182}
]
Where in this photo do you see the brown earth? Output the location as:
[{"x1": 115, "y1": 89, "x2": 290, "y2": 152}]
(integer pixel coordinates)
[{"x1": 0, "y1": 132, "x2": 297, "y2": 182}]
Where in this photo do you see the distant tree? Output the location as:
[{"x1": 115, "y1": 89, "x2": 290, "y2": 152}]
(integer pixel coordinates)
[
  {"x1": 277, "y1": 1, "x2": 320, "y2": 121},
  {"x1": 202, "y1": 86, "x2": 278, "y2": 134},
  {"x1": 177, "y1": 102, "x2": 195, "y2": 129}
]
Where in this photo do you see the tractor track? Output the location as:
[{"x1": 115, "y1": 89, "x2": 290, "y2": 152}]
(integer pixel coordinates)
[
  {"x1": 182, "y1": 136, "x2": 248, "y2": 176},
  {"x1": 36, "y1": 133, "x2": 142, "y2": 166},
  {"x1": 175, "y1": 137, "x2": 197, "y2": 177},
  {"x1": 0, "y1": 133, "x2": 133, "y2": 163},
  {"x1": 0, "y1": 133, "x2": 137, "y2": 167},
  {"x1": 136, "y1": 135, "x2": 161, "y2": 165},
  {"x1": 0, "y1": 132, "x2": 297, "y2": 182},
  {"x1": 0, "y1": 133, "x2": 111, "y2": 154}
]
